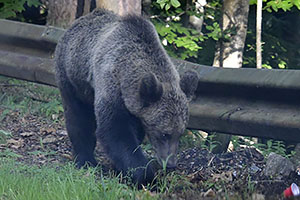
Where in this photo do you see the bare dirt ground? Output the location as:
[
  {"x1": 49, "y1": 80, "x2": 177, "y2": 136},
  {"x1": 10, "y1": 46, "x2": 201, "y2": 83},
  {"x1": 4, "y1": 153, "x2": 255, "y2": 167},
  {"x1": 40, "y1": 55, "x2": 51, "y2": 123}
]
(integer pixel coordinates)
[
  {"x1": 0, "y1": 81, "x2": 299, "y2": 199},
  {"x1": 1, "y1": 109, "x2": 300, "y2": 199}
]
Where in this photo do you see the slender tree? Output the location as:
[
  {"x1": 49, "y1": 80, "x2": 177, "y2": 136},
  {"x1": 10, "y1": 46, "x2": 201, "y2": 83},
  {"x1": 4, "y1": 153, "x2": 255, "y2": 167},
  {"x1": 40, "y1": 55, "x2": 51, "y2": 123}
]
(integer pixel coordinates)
[
  {"x1": 46, "y1": 0, "x2": 141, "y2": 28},
  {"x1": 213, "y1": 0, "x2": 250, "y2": 68},
  {"x1": 45, "y1": 0, "x2": 78, "y2": 28},
  {"x1": 256, "y1": 0, "x2": 262, "y2": 69},
  {"x1": 211, "y1": 0, "x2": 250, "y2": 153}
]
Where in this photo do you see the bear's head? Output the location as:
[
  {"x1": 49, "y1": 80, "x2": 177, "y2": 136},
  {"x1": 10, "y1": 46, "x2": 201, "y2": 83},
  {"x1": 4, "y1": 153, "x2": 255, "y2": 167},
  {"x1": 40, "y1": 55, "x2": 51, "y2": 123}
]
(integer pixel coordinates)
[{"x1": 138, "y1": 70, "x2": 199, "y2": 169}]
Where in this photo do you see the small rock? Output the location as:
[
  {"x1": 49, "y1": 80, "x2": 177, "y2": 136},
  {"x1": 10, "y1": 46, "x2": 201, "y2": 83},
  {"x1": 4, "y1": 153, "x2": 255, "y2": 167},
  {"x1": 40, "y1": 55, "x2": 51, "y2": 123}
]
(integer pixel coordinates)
[
  {"x1": 291, "y1": 143, "x2": 300, "y2": 166},
  {"x1": 249, "y1": 163, "x2": 261, "y2": 174},
  {"x1": 213, "y1": 171, "x2": 233, "y2": 182},
  {"x1": 51, "y1": 114, "x2": 58, "y2": 120},
  {"x1": 252, "y1": 193, "x2": 265, "y2": 200},
  {"x1": 232, "y1": 170, "x2": 237, "y2": 177},
  {"x1": 263, "y1": 152, "x2": 295, "y2": 178},
  {"x1": 57, "y1": 130, "x2": 68, "y2": 136}
]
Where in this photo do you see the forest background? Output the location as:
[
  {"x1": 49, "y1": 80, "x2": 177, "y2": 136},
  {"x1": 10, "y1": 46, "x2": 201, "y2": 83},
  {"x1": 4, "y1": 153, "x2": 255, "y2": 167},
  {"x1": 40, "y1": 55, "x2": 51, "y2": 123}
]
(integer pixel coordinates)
[{"x1": 0, "y1": 0, "x2": 299, "y2": 70}]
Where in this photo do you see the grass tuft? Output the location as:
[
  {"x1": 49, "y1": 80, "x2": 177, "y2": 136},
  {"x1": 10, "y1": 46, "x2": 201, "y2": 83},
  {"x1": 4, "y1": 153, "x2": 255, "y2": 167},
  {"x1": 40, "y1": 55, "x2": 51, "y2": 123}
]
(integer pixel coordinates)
[{"x1": 0, "y1": 158, "x2": 158, "y2": 200}]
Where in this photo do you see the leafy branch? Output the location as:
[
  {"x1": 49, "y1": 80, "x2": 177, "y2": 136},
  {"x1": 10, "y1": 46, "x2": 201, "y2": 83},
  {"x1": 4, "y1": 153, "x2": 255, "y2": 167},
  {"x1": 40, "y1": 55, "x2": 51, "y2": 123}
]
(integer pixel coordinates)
[{"x1": 0, "y1": 0, "x2": 41, "y2": 19}]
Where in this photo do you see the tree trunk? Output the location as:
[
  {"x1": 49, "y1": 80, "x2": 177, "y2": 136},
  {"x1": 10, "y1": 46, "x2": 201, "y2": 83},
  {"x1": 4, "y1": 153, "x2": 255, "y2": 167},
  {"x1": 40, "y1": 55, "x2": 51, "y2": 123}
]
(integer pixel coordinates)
[
  {"x1": 45, "y1": 0, "x2": 141, "y2": 28},
  {"x1": 76, "y1": 0, "x2": 93, "y2": 17},
  {"x1": 213, "y1": 0, "x2": 250, "y2": 68},
  {"x1": 96, "y1": 0, "x2": 141, "y2": 16},
  {"x1": 210, "y1": 0, "x2": 250, "y2": 153},
  {"x1": 256, "y1": 0, "x2": 262, "y2": 69},
  {"x1": 189, "y1": 0, "x2": 207, "y2": 33},
  {"x1": 45, "y1": 0, "x2": 78, "y2": 28}
]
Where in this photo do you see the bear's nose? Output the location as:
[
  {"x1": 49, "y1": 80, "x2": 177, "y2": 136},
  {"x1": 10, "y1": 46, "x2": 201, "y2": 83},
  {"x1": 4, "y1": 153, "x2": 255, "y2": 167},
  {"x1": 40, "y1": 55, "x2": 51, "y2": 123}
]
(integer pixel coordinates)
[
  {"x1": 166, "y1": 157, "x2": 177, "y2": 169},
  {"x1": 166, "y1": 162, "x2": 177, "y2": 169}
]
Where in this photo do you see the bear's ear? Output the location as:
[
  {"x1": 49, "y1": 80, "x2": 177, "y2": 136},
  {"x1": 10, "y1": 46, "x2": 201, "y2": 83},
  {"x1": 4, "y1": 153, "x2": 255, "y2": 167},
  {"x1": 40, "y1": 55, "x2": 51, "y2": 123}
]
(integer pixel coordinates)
[
  {"x1": 180, "y1": 70, "x2": 199, "y2": 101},
  {"x1": 139, "y1": 73, "x2": 163, "y2": 107}
]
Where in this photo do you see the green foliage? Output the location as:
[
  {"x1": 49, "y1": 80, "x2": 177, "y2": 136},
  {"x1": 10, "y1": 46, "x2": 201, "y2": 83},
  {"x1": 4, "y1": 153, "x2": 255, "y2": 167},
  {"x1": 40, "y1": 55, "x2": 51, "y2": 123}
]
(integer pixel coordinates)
[
  {"x1": 0, "y1": 149, "x2": 23, "y2": 158},
  {"x1": 151, "y1": 0, "x2": 223, "y2": 60},
  {"x1": 250, "y1": 0, "x2": 300, "y2": 12},
  {"x1": 180, "y1": 130, "x2": 220, "y2": 153},
  {"x1": 0, "y1": 0, "x2": 41, "y2": 19},
  {"x1": 0, "y1": 158, "x2": 157, "y2": 200},
  {"x1": 179, "y1": 130, "x2": 204, "y2": 150},
  {"x1": 0, "y1": 129, "x2": 11, "y2": 144},
  {"x1": 151, "y1": 0, "x2": 299, "y2": 68},
  {"x1": 156, "y1": 0, "x2": 181, "y2": 10},
  {"x1": 0, "y1": 76, "x2": 64, "y2": 122},
  {"x1": 39, "y1": 99, "x2": 64, "y2": 119},
  {"x1": 246, "y1": 175, "x2": 255, "y2": 194},
  {"x1": 155, "y1": 171, "x2": 191, "y2": 194},
  {"x1": 231, "y1": 136, "x2": 295, "y2": 158},
  {"x1": 154, "y1": 20, "x2": 203, "y2": 59},
  {"x1": 203, "y1": 134, "x2": 221, "y2": 153},
  {"x1": 243, "y1": 6, "x2": 300, "y2": 69},
  {"x1": 206, "y1": 22, "x2": 222, "y2": 41},
  {"x1": 0, "y1": 156, "x2": 193, "y2": 199},
  {"x1": 255, "y1": 140, "x2": 295, "y2": 158}
]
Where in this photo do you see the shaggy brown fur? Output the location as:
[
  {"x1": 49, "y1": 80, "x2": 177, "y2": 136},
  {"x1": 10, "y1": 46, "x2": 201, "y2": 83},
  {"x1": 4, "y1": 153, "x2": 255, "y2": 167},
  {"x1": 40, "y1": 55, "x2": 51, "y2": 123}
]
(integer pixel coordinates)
[{"x1": 54, "y1": 9, "x2": 198, "y2": 184}]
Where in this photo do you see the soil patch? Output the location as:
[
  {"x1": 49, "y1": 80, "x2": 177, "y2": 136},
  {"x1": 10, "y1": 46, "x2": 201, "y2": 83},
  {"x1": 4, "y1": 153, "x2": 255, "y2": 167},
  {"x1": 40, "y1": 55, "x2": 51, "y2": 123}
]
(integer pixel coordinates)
[{"x1": 1, "y1": 79, "x2": 299, "y2": 199}]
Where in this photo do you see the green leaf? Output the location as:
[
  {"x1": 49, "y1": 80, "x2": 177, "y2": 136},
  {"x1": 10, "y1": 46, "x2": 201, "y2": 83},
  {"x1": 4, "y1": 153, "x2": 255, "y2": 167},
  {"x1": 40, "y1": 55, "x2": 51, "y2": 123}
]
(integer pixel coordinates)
[
  {"x1": 262, "y1": 64, "x2": 272, "y2": 69},
  {"x1": 175, "y1": 8, "x2": 184, "y2": 13},
  {"x1": 278, "y1": 60, "x2": 287, "y2": 69},
  {"x1": 206, "y1": 25, "x2": 213, "y2": 31},
  {"x1": 27, "y1": 0, "x2": 41, "y2": 7},
  {"x1": 293, "y1": 0, "x2": 300, "y2": 9},
  {"x1": 165, "y1": 3, "x2": 171, "y2": 11},
  {"x1": 160, "y1": 2, "x2": 166, "y2": 9},
  {"x1": 171, "y1": 0, "x2": 181, "y2": 8}
]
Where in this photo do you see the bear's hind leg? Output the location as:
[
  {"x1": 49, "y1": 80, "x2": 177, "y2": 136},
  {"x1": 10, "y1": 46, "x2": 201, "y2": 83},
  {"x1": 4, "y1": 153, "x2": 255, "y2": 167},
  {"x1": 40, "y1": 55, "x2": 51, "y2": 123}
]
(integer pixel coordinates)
[{"x1": 59, "y1": 84, "x2": 97, "y2": 168}]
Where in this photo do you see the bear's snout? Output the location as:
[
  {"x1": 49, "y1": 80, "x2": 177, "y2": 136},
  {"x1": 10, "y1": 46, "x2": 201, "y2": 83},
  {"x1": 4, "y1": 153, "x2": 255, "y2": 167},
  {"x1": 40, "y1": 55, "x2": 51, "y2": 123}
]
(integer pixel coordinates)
[
  {"x1": 166, "y1": 156, "x2": 177, "y2": 169},
  {"x1": 155, "y1": 144, "x2": 178, "y2": 169}
]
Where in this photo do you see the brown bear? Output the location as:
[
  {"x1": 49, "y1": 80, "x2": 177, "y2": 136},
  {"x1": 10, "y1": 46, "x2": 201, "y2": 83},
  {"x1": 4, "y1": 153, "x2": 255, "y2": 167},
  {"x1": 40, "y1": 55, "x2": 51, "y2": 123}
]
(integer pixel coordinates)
[{"x1": 54, "y1": 9, "x2": 198, "y2": 185}]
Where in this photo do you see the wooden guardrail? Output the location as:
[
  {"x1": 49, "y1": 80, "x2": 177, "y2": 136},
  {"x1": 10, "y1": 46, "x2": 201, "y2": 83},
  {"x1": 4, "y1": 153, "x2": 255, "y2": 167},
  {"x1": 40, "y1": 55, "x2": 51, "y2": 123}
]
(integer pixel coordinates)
[{"x1": 1, "y1": 19, "x2": 300, "y2": 142}]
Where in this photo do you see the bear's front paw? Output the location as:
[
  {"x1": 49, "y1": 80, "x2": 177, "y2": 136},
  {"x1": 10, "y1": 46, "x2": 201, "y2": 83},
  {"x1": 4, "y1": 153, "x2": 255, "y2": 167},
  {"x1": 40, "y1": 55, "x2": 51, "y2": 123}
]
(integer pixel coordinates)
[
  {"x1": 130, "y1": 164, "x2": 155, "y2": 186},
  {"x1": 75, "y1": 156, "x2": 98, "y2": 168}
]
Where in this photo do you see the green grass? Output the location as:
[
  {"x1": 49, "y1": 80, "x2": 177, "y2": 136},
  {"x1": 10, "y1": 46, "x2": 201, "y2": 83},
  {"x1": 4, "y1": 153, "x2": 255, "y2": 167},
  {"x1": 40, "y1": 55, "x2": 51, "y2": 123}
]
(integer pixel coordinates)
[
  {"x1": 0, "y1": 75, "x2": 294, "y2": 199},
  {"x1": 0, "y1": 75, "x2": 63, "y2": 122},
  {"x1": 0, "y1": 158, "x2": 158, "y2": 200},
  {"x1": 0, "y1": 130, "x2": 11, "y2": 144},
  {"x1": 230, "y1": 135, "x2": 295, "y2": 158}
]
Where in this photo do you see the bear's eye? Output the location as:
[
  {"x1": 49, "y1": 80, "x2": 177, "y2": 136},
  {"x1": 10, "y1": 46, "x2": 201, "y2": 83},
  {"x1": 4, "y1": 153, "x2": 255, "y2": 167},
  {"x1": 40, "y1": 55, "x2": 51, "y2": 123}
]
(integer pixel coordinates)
[{"x1": 162, "y1": 134, "x2": 171, "y2": 140}]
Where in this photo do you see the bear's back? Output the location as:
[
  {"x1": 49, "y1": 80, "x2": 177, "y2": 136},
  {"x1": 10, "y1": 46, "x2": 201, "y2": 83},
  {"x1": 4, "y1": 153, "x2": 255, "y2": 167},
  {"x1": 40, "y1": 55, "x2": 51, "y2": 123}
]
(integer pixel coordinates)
[
  {"x1": 55, "y1": 9, "x2": 178, "y2": 105},
  {"x1": 55, "y1": 9, "x2": 119, "y2": 69}
]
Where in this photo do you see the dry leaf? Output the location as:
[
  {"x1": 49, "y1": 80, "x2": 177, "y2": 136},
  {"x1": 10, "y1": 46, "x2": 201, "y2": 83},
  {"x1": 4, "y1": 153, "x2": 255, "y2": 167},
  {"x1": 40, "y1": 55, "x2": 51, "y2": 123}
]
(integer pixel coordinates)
[
  {"x1": 20, "y1": 132, "x2": 34, "y2": 137},
  {"x1": 42, "y1": 136, "x2": 57, "y2": 143},
  {"x1": 61, "y1": 153, "x2": 72, "y2": 160},
  {"x1": 45, "y1": 127, "x2": 56, "y2": 133},
  {"x1": 203, "y1": 188, "x2": 215, "y2": 197},
  {"x1": 7, "y1": 138, "x2": 24, "y2": 149}
]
